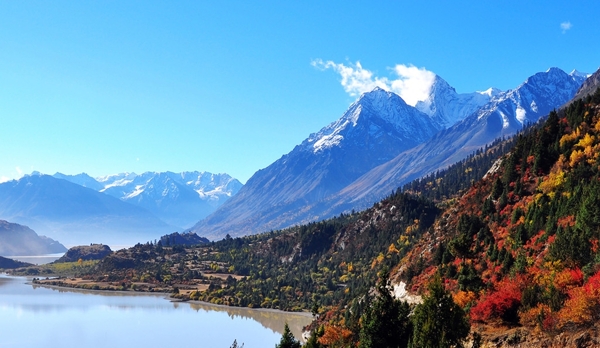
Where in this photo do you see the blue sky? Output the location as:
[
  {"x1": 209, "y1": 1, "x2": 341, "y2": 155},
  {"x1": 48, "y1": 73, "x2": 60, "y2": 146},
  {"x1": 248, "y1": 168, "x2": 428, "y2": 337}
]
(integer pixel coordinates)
[{"x1": 1, "y1": 1, "x2": 599, "y2": 183}]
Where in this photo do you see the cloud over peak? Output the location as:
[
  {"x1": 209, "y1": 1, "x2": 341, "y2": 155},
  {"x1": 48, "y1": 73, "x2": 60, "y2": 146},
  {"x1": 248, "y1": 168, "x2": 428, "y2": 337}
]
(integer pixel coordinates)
[{"x1": 312, "y1": 59, "x2": 436, "y2": 106}]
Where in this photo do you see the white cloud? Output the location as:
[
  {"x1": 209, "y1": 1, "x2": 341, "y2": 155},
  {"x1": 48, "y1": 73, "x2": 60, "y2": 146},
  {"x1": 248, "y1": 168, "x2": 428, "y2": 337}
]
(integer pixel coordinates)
[
  {"x1": 312, "y1": 59, "x2": 436, "y2": 106},
  {"x1": 15, "y1": 166, "x2": 22, "y2": 176},
  {"x1": 561, "y1": 21, "x2": 572, "y2": 33},
  {"x1": 0, "y1": 176, "x2": 10, "y2": 183}
]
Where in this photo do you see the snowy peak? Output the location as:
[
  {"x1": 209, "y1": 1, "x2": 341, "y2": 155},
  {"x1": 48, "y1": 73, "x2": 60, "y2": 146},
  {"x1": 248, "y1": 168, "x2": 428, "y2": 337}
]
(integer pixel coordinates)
[
  {"x1": 480, "y1": 67, "x2": 586, "y2": 129},
  {"x1": 307, "y1": 87, "x2": 437, "y2": 154},
  {"x1": 53, "y1": 171, "x2": 243, "y2": 228},
  {"x1": 416, "y1": 75, "x2": 494, "y2": 128},
  {"x1": 478, "y1": 87, "x2": 502, "y2": 98}
]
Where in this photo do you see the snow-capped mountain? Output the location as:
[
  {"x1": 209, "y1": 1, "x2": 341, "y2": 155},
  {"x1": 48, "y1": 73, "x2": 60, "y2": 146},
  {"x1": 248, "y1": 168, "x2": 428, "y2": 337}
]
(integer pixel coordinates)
[
  {"x1": 55, "y1": 171, "x2": 242, "y2": 228},
  {"x1": 571, "y1": 68, "x2": 599, "y2": 101},
  {"x1": 191, "y1": 88, "x2": 443, "y2": 239},
  {"x1": 415, "y1": 75, "x2": 498, "y2": 128},
  {"x1": 192, "y1": 67, "x2": 588, "y2": 240},
  {"x1": 316, "y1": 67, "x2": 589, "y2": 216},
  {"x1": 0, "y1": 175, "x2": 175, "y2": 247}
]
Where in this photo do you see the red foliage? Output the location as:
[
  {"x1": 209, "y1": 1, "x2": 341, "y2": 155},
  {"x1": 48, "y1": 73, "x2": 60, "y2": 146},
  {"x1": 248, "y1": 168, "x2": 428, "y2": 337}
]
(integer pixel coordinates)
[
  {"x1": 470, "y1": 278, "x2": 522, "y2": 323},
  {"x1": 557, "y1": 215, "x2": 576, "y2": 228}
]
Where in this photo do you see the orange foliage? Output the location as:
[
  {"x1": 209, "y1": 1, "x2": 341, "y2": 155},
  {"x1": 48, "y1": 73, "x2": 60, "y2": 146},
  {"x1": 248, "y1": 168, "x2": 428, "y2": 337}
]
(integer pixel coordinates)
[
  {"x1": 318, "y1": 325, "x2": 353, "y2": 347},
  {"x1": 554, "y1": 268, "x2": 584, "y2": 292},
  {"x1": 520, "y1": 303, "x2": 555, "y2": 332},
  {"x1": 557, "y1": 271, "x2": 600, "y2": 328},
  {"x1": 557, "y1": 215, "x2": 576, "y2": 228},
  {"x1": 453, "y1": 290, "x2": 477, "y2": 309}
]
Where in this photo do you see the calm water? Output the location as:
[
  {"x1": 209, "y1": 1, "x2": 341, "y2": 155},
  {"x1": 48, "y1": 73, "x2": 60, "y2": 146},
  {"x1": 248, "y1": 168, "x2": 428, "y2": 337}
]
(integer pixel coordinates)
[
  {"x1": 0, "y1": 275, "x2": 312, "y2": 348},
  {"x1": 8, "y1": 253, "x2": 63, "y2": 265}
]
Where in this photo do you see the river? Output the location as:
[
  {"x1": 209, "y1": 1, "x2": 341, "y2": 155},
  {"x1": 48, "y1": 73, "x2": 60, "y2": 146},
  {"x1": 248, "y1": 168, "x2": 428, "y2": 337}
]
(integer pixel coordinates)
[{"x1": 0, "y1": 274, "x2": 312, "y2": 348}]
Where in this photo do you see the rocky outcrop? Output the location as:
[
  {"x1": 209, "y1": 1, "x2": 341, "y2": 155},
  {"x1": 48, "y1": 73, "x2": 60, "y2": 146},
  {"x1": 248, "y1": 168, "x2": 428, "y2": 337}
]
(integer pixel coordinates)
[
  {"x1": 159, "y1": 232, "x2": 209, "y2": 246},
  {"x1": 55, "y1": 244, "x2": 112, "y2": 263}
]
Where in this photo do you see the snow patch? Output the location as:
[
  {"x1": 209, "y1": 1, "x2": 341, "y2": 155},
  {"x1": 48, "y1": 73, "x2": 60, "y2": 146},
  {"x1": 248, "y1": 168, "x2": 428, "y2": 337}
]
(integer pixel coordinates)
[
  {"x1": 498, "y1": 110, "x2": 510, "y2": 129},
  {"x1": 516, "y1": 106, "x2": 527, "y2": 124},
  {"x1": 530, "y1": 100, "x2": 538, "y2": 113},
  {"x1": 125, "y1": 185, "x2": 145, "y2": 199}
]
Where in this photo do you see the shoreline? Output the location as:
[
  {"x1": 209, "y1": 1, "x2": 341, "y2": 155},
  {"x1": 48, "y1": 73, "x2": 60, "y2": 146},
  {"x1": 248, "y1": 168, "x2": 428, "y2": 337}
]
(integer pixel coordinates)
[{"x1": 28, "y1": 277, "x2": 314, "y2": 318}]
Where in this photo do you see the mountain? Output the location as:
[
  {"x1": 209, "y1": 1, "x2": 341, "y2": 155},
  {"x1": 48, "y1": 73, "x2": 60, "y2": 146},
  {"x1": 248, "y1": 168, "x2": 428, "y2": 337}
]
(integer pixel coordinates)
[
  {"x1": 415, "y1": 75, "x2": 498, "y2": 128},
  {"x1": 0, "y1": 175, "x2": 176, "y2": 246},
  {"x1": 0, "y1": 220, "x2": 67, "y2": 256},
  {"x1": 55, "y1": 171, "x2": 242, "y2": 228},
  {"x1": 193, "y1": 68, "x2": 586, "y2": 240},
  {"x1": 191, "y1": 87, "x2": 443, "y2": 239},
  {"x1": 320, "y1": 68, "x2": 588, "y2": 213},
  {"x1": 0, "y1": 256, "x2": 31, "y2": 269},
  {"x1": 571, "y1": 68, "x2": 600, "y2": 101}
]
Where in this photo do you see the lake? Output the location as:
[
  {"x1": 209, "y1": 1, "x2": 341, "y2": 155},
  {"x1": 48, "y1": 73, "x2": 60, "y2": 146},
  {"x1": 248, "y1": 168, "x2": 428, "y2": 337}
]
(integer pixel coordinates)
[{"x1": 0, "y1": 274, "x2": 313, "y2": 348}]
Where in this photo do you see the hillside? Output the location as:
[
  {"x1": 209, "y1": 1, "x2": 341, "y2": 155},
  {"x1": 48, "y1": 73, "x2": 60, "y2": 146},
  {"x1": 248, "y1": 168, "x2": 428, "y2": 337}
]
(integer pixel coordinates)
[
  {"x1": 395, "y1": 88, "x2": 600, "y2": 346},
  {"x1": 0, "y1": 220, "x2": 66, "y2": 256}
]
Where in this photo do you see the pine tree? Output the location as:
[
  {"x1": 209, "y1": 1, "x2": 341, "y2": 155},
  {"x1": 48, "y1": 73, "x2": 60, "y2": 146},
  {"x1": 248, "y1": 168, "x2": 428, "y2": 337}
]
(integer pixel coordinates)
[
  {"x1": 411, "y1": 273, "x2": 470, "y2": 348},
  {"x1": 275, "y1": 323, "x2": 301, "y2": 348},
  {"x1": 358, "y1": 270, "x2": 412, "y2": 348}
]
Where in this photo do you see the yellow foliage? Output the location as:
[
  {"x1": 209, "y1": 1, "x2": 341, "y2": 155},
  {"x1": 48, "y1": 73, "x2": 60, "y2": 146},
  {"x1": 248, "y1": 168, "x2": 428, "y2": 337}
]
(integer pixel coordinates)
[
  {"x1": 388, "y1": 243, "x2": 399, "y2": 254},
  {"x1": 595, "y1": 118, "x2": 600, "y2": 132},
  {"x1": 559, "y1": 128, "x2": 580, "y2": 147},
  {"x1": 570, "y1": 149, "x2": 585, "y2": 167},
  {"x1": 538, "y1": 169, "x2": 565, "y2": 194},
  {"x1": 576, "y1": 133, "x2": 595, "y2": 148},
  {"x1": 347, "y1": 262, "x2": 354, "y2": 273},
  {"x1": 371, "y1": 253, "x2": 385, "y2": 269}
]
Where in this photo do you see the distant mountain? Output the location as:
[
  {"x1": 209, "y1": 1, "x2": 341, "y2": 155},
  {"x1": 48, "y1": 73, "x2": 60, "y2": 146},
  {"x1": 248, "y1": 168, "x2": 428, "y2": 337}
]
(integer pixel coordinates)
[
  {"x1": 192, "y1": 68, "x2": 586, "y2": 240},
  {"x1": 0, "y1": 175, "x2": 176, "y2": 246},
  {"x1": 0, "y1": 220, "x2": 67, "y2": 256},
  {"x1": 0, "y1": 256, "x2": 31, "y2": 269},
  {"x1": 191, "y1": 87, "x2": 443, "y2": 239},
  {"x1": 55, "y1": 171, "x2": 242, "y2": 228}
]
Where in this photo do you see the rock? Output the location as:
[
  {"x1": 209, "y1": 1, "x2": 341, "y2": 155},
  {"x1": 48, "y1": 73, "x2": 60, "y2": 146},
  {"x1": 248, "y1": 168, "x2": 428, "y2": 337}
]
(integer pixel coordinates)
[{"x1": 55, "y1": 244, "x2": 112, "y2": 263}]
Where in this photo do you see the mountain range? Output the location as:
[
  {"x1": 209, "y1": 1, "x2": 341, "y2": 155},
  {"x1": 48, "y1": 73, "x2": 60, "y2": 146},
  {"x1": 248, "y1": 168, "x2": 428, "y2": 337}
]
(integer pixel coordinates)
[
  {"x1": 0, "y1": 170, "x2": 242, "y2": 247},
  {"x1": 0, "y1": 174, "x2": 176, "y2": 246},
  {"x1": 191, "y1": 68, "x2": 588, "y2": 240},
  {"x1": 54, "y1": 171, "x2": 242, "y2": 228}
]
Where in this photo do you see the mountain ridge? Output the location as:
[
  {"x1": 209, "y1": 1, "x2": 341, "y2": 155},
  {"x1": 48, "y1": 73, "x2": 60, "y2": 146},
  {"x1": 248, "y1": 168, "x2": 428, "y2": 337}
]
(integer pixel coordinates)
[{"x1": 192, "y1": 67, "x2": 587, "y2": 240}]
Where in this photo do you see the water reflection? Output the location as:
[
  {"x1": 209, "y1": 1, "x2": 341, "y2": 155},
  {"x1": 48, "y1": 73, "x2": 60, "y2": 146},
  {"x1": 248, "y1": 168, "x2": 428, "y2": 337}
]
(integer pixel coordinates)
[
  {"x1": 188, "y1": 301, "x2": 312, "y2": 340},
  {"x1": 0, "y1": 275, "x2": 313, "y2": 347}
]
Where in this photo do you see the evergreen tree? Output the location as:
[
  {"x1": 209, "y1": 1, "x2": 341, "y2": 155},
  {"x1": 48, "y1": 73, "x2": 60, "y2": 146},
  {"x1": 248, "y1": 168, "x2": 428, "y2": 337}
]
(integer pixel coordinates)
[
  {"x1": 275, "y1": 323, "x2": 301, "y2": 348},
  {"x1": 358, "y1": 270, "x2": 412, "y2": 348},
  {"x1": 411, "y1": 274, "x2": 470, "y2": 348}
]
